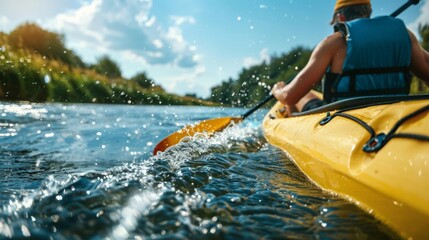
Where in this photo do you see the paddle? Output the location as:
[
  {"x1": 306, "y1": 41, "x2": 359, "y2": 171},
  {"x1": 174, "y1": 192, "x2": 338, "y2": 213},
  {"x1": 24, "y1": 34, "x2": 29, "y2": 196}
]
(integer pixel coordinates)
[
  {"x1": 153, "y1": 0, "x2": 420, "y2": 155},
  {"x1": 391, "y1": 0, "x2": 420, "y2": 17},
  {"x1": 153, "y1": 94, "x2": 274, "y2": 155}
]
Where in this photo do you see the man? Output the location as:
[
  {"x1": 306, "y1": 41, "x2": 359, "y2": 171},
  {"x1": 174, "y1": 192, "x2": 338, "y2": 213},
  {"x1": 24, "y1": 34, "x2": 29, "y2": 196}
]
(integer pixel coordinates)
[{"x1": 271, "y1": 0, "x2": 429, "y2": 115}]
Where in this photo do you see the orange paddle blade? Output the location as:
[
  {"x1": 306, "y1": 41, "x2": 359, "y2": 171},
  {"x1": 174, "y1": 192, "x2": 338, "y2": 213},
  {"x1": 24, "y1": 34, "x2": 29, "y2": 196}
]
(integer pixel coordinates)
[{"x1": 153, "y1": 116, "x2": 243, "y2": 155}]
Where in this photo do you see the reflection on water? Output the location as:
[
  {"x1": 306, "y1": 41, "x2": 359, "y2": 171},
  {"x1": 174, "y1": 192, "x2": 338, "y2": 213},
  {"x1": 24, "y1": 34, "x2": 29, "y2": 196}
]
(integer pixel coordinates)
[{"x1": 0, "y1": 102, "x2": 399, "y2": 239}]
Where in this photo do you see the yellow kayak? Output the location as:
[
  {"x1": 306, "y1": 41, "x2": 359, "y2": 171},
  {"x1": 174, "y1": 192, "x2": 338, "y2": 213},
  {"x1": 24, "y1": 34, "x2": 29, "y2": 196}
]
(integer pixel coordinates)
[{"x1": 262, "y1": 94, "x2": 429, "y2": 240}]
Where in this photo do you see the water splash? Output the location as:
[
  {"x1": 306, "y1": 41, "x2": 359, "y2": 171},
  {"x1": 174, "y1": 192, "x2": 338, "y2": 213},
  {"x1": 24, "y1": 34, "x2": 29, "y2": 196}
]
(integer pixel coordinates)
[{"x1": 0, "y1": 119, "x2": 400, "y2": 239}]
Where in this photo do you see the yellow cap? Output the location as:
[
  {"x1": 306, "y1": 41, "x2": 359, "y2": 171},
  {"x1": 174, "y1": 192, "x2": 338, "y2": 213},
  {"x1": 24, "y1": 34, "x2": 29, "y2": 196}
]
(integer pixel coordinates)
[{"x1": 334, "y1": 0, "x2": 371, "y2": 11}]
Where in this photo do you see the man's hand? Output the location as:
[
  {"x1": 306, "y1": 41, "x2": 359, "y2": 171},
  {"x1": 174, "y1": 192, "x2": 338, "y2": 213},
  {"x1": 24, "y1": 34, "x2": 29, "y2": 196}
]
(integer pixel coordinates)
[{"x1": 271, "y1": 81, "x2": 287, "y2": 105}]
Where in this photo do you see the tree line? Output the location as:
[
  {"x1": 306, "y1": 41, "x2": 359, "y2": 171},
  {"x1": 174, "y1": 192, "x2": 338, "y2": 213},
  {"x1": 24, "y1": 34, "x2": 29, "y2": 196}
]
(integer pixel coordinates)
[
  {"x1": 1, "y1": 22, "x2": 428, "y2": 106},
  {"x1": 209, "y1": 24, "x2": 429, "y2": 107},
  {"x1": 209, "y1": 47, "x2": 313, "y2": 107},
  {"x1": 411, "y1": 24, "x2": 429, "y2": 94},
  {"x1": 0, "y1": 23, "x2": 210, "y2": 105}
]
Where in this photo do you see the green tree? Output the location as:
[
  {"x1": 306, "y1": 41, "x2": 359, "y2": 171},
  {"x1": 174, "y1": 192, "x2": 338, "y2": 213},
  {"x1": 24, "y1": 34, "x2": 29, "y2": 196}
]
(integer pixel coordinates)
[
  {"x1": 209, "y1": 46, "x2": 312, "y2": 106},
  {"x1": 8, "y1": 23, "x2": 85, "y2": 68},
  {"x1": 411, "y1": 24, "x2": 429, "y2": 93},
  {"x1": 419, "y1": 24, "x2": 429, "y2": 51},
  {"x1": 9, "y1": 23, "x2": 63, "y2": 57},
  {"x1": 130, "y1": 71, "x2": 154, "y2": 88},
  {"x1": 66, "y1": 49, "x2": 87, "y2": 68},
  {"x1": 92, "y1": 55, "x2": 122, "y2": 79},
  {"x1": 185, "y1": 93, "x2": 197, "y2": 98},
  {"x1": 210, "y1": 78, "x2": 235, "y2": 104}
]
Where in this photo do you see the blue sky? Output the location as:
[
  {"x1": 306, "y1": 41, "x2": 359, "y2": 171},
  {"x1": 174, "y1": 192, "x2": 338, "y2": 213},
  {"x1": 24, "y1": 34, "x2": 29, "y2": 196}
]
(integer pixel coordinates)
[{"x1": 0, "y1": 0, "x2": 428, "y2": 97}]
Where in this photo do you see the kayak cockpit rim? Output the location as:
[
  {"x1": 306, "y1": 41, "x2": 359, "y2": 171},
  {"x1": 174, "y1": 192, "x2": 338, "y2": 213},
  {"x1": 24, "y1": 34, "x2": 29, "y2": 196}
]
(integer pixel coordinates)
[{"x1": 291, "y1": 94, "x2": 429, "y2": 117}]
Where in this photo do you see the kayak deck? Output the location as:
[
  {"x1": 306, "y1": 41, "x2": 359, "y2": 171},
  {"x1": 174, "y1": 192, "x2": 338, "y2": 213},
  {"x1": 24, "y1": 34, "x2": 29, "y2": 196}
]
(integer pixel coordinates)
[{"x1": 262, "y1": 95, "x2": 429, "y2": 239}]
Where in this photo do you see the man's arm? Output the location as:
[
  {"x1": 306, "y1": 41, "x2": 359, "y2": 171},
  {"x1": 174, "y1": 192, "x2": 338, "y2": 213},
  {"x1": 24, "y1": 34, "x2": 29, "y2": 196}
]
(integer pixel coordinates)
[
  {"x1": 272, "y1": 32, "x2": 345, "y2": 105},
  {"x1": 409, "y1": 30, "x2": 429, "y2": 85}
]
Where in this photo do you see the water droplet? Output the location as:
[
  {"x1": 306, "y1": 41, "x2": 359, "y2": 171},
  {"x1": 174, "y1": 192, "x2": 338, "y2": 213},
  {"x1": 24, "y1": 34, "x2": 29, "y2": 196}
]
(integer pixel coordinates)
[
  {"x1": 44, "y1": 74, "x2": 51, "y2": 84},
  {"x1": 21, "y1": 225, "x2": 31, "y2": 237},
  {"x1": 44, "y1": 133, "x2": 54, "y2": 138}
]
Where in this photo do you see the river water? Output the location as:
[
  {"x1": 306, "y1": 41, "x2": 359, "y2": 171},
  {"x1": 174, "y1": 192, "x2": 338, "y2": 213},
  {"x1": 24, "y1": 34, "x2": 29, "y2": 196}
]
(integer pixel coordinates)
[{"x1": 0, "y1": 102, "x2": 399, "y2": 239}]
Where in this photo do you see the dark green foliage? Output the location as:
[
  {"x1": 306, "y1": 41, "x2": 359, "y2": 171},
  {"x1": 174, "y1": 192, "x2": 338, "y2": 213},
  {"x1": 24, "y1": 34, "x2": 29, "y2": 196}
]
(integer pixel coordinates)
[
  {"x1": 91, "y1": 55, "x2": 122, "y2": 79},
  {"x1": 419, "y1": 24, "x2": 429, "y2": 51},
  {"x1": 9, "y1": 22, "x2": 86, "y2": 68},
  {"x1": 85, "y1": 81, "x2": 113, "y2": 103},
  {"x1": 209, "y1": 46, "x2": 313, "y2": 107},
  {"x1": 410, "y1": 24, "x2": 429, "y2": 94},
  {"x1": 0, "y1": 23, "x2": 208, "y2": 105},
  {"x1": 0, "y1": 59, "x2": 47, "y2": 102},
  {"x1": 130, "y1": 71, "x2": 155, "y2": 89},
  {"x1": 46, "y1": 76, "x2": 74, "y2": 102}
]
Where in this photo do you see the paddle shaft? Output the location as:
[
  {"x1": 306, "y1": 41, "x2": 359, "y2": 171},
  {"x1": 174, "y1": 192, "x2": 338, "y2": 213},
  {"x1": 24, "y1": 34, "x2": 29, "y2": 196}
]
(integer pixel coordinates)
[
  {"x1": 391, "y1": 0, "x2": 420, "y2": 17},
  {"x1": 241, "y1": 94, "x2": 274, "y2": 120}
]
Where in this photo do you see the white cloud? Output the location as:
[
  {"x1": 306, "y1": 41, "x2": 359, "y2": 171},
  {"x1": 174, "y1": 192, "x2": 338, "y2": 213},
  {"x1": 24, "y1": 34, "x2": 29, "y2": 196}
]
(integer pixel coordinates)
[
  {"x1": 171, "y1": 16, "x2": 196, "y2": 26},
  {"x1": 144, "y1": 16, "x2": 156, "y2": 27},
  {"x1": 242, "y1": 48, "x2": 270, "y2": 68},
  {"x1": 0, "y1": 16, "x2": 11, "y2": 32},
  {"x1": 408, "y1": 0, "x2": 429, "y2": 35},
  {"x1": 0, "y1": 16, "x2": 9, "y2": 26},
  {"x1": 152, "y1": 39, "x2": 163, "y2": 49},
  {"x1": 47, "y1": 0, "x2": 199, "y2": 68},
  {"x1": 122, "y1": 50, "x2": 148, "y2": 65},
  {"x1": 166, "y1": 65, "x2": 207, "y2": 95}
]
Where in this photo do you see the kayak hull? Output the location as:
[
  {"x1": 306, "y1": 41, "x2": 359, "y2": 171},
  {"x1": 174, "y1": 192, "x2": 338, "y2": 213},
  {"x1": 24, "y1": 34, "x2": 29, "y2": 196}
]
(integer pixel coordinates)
[{"x1": 262, "y1": 98, "x2": 429, "y2": 239}]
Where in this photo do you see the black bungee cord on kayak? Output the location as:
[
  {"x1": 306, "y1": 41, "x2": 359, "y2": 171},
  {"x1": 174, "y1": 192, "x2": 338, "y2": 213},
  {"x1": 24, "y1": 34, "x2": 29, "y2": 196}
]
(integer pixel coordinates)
[
  {"x1": 319, "y1": 111, "x2": 376, "y2": 138},
  {"x1": 319, "y1": 104, "x2": 429, "y2": 153}
]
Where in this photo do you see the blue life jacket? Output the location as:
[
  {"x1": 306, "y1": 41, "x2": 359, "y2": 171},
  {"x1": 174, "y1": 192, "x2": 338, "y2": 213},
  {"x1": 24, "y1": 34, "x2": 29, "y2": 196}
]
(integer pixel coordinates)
[{"x1": 323, "y1": 16, "x2": 412, "y2": 103}]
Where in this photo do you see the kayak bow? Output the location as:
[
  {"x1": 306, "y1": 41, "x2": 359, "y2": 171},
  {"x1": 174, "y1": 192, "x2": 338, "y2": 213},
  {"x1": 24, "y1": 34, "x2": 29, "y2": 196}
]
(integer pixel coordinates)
[{"x1": 262, "y1": 95, "x2": 429, "y2": 240}]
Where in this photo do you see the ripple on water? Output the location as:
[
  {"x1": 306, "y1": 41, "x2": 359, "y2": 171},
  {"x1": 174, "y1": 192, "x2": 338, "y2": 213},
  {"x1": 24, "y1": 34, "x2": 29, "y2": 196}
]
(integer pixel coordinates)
[{"x1": 0, "y1": 124, "x2": 400, "y2": 239}]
